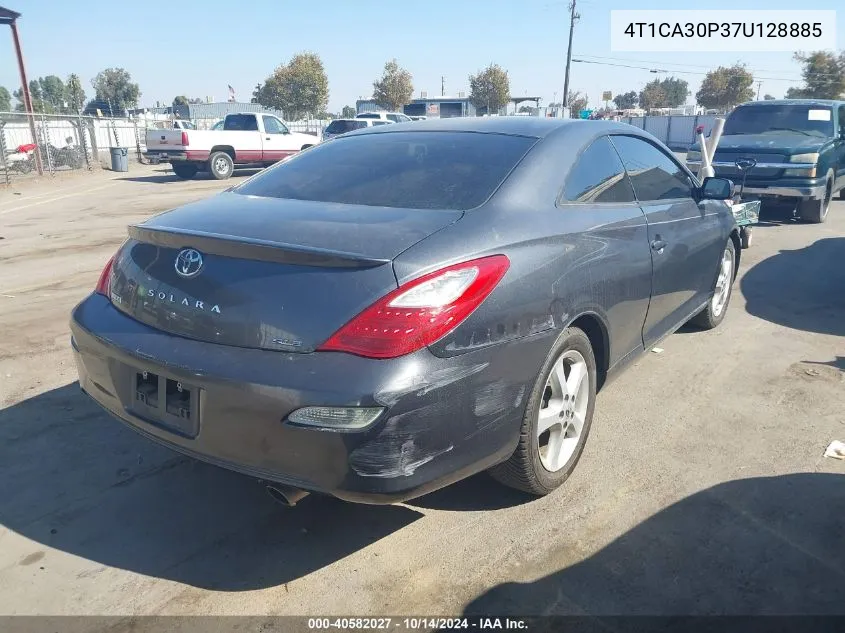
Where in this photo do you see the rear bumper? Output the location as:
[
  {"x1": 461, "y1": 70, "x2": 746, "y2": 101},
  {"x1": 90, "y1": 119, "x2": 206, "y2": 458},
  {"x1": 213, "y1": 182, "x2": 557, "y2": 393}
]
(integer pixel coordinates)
[
  {"x1": 143, "y1": 150, "x2": 210, "y2": 163},
  {"x1": 70, "y1": 294, "x2": 550, "y2": 503}
]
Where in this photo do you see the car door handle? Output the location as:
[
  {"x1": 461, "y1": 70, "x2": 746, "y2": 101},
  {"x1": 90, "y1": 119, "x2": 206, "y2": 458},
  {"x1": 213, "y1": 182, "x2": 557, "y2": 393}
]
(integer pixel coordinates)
[{"x1": 651, "y1": 239, "x2": 667, "y2": 252}]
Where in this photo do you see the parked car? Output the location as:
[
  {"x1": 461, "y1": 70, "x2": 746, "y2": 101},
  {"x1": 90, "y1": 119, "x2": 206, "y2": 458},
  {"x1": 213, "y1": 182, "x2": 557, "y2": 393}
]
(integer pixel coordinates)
[
  {"x1": 356, "y1": 111, "x2": 413, "y2": 123},
  {"x1": 72, "y1": 118, "x2": 739, "y2": 506},
  {"x1": 409, "y1": 116, "x2": 428, "y2": 121},
  {"x1": 211, "y1": 120, "x2": 224, "y2": 131},
  {"x1": 144, "y1": 112, "x2": 319, "y2": 180},
  {"x1": 686, "y1": 99, "x2": 845, "y2": 223},
  {"x1": 323, "y1": 118, "x2": 393, "y2": 141}
]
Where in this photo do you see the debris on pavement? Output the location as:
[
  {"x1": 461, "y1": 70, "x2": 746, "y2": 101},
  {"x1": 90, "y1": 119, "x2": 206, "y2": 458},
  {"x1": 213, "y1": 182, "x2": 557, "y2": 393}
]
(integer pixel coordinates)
[
  {"x1": 651, "y1": 347, "x2": 664, "y2": 354},
  {"x1": 824, "y1": 440, "x2": 845, "y2": 460}
]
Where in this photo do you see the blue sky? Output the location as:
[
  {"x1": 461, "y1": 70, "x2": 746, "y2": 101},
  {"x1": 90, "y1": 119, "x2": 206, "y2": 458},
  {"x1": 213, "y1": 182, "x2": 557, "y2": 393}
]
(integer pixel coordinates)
[{"x1": 1, "y1": 0, "x2": 842, "y2": 112}]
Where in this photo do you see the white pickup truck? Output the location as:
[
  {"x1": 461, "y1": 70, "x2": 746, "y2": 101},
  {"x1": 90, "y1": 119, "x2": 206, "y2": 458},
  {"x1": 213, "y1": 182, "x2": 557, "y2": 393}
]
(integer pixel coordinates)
[{"x1": 144, "y1": 112, "x2": 319, "y2": 180}]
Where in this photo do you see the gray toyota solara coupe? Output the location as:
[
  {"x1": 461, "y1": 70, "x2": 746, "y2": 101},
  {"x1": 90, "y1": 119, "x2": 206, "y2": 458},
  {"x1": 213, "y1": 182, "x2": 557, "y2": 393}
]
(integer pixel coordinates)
[{"x1": 71, "y1": 117, "x2": 739, "y2": 505}]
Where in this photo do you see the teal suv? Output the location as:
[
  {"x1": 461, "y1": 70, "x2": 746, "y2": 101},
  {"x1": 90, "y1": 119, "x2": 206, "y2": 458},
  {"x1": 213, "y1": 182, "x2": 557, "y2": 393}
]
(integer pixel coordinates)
[{"x1": 686, "y1": 100, "x2": 845, "y2": 223}]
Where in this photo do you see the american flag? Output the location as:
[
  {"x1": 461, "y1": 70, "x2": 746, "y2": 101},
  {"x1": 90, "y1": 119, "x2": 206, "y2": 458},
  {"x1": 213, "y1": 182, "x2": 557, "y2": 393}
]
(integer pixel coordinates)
[{"x1": 228, "y1": 85, "x2": 235, "y2": 102}]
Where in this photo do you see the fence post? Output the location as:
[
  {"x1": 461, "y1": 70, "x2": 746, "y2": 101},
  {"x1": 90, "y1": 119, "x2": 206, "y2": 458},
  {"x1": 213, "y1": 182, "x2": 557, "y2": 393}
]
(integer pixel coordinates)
[
  {"x1": 77, "y1": 114, "x2": 91, "y2": 170},
  {"x1": 692, "y1": 115, "x2": 699, "y2": 147},
  {"x1": 40, "y1": 113, "x2": 54, "y2": 175},
  {"x1": 666, "y1": 116, "x2": 672, "y2": 148},
  {"x1": 132, "y1": 119, "x2": 144, "y2": 163},
  {"x1": 0, "y1": 119, "x2": 9, "y2": 186}
]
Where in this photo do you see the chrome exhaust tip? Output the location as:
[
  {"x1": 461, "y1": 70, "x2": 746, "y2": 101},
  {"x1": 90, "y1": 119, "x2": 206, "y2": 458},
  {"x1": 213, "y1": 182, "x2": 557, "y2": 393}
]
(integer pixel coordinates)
[{"x1": 266, "y1": 484, "x2": 309, "y2": 507}]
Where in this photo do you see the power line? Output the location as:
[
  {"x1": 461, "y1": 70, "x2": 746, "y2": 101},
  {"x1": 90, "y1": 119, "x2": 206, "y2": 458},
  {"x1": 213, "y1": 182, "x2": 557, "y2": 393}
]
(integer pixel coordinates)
[
  {"x1": 570, "y1": 58, "x2": 820, "y2": 83},
  {"x1": 573, "y1": 54, "x2": 845, "y2": 80}
]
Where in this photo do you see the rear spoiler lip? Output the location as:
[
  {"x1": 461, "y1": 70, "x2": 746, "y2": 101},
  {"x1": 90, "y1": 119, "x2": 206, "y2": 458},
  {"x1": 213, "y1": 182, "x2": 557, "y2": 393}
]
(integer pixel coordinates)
[{"x1": 127, "y1": 224, "x2": 392, "y2": 269}]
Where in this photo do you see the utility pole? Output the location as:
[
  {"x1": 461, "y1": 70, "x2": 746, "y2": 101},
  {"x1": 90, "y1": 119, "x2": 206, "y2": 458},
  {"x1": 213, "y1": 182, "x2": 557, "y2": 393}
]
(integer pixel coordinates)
[
  {"x1": 756, "y1": 81, "x2": 762, "y2": 100},
  {"x1": 441, "y1": 76, "x2": 445, "y2": 97},
  {"x1": 1, "y1": 7, "x2": 43, "y2": 175},
  {"x1": 562, "y1": 0, "x2": 579, "y2": 115}
]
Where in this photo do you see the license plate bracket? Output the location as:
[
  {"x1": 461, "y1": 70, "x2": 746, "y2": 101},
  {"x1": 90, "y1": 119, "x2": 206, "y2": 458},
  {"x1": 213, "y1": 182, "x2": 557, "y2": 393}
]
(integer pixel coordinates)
[{"x1": 130, "y1": 370, "x2": 200, "y2": 438}]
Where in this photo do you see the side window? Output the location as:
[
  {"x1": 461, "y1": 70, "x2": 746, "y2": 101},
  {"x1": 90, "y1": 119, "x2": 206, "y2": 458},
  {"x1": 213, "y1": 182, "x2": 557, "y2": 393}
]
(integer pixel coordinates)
[
  {"x1": 839, "y1": 106, "x2": 845, "y2": 135},
  {"x1": 372, "y1": 120, "x2": 389, "y2": 126},
  {"x1": 386, "y1": 114, "x2": 399, "y2": 122},
  {"x1": 562, "y1": 136, "x2": 635, "y2": 204},
  {"x1": 610, "y1": 135, "x2": 693, "y2": 202},
  {"x1": 263, "y1": 115, "x2": 282, "y2": 134}
]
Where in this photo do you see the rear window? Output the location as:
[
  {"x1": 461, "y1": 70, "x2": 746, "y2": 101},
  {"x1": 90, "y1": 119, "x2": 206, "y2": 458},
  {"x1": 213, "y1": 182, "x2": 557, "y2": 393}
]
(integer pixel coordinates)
[
  {"x1": 235, "y1": 131, "x2": 536, "y2": 210},
  {"x1": 224, "y1": 114, "x2": 258, "y2": 131},
  {"x1": 325, "y1": 120, "x2": 367, "y2": 134},
  {"x1": 356, "y1": 113, "x2": 379, "y2": 119}
]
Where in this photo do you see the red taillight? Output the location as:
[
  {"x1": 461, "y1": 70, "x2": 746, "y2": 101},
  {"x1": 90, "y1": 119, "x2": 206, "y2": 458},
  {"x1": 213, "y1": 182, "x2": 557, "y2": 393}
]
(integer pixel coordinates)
[
  {"x1": 95, "y1": 256, "x2": 115, "y2": 297},
  {"x1": 181, "y1": 131, "x2": 189, "y2": 146},
  {"x1": 318, "y1": 255, "x2": 510, "y2": 359}
]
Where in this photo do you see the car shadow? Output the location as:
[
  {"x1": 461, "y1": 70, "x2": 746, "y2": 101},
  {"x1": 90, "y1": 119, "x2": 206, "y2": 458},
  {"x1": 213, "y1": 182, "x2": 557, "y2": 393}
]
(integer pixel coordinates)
[
  {"x1": 118, "y1": 168, "x2": 262, "y2": 184},
  {"x1": 463, "y1": 473, "x2": 845, "y2": 616},
  {"x1": 408, "y1": 473, "x2": 536, "y2": 511},
  {"x1": 740, "y1": 237, "x2": 845, "y2": 336},
  {"x1": 0, "y1": 383, "x2": 422, "y2": 591}
]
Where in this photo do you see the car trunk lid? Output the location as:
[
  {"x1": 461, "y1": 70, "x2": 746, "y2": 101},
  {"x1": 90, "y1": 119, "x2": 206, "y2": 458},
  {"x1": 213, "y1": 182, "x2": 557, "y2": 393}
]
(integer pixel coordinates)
[{"x1": 108, "y1": 192, "x2": 461, "y2": 352}]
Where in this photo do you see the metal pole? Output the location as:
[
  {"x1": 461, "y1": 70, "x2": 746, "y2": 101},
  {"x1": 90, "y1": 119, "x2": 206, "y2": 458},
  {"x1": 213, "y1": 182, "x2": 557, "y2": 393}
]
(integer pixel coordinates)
[
  {"x1": 9, "y1": 19, "x2": 42, "y2": 175},
  {"x1": 561, "y1": 0, "x2": 578, "y2": 115}
]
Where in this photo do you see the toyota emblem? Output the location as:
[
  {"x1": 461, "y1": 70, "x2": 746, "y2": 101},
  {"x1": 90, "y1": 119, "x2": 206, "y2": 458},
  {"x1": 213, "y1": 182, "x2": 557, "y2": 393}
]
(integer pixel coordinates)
[{"x1": 174, "y1": 248, "x2": 204, "y2": 278}]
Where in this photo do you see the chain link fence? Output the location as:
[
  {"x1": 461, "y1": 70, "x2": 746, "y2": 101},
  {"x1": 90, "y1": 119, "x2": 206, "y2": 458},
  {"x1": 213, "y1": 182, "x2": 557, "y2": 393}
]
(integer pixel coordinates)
[{"x1": 0, "y1": 112, "x2": 148, "y2": 184}]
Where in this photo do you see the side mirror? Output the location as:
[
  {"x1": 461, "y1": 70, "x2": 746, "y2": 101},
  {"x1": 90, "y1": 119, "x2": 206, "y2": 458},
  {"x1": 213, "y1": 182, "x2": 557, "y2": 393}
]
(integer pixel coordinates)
[{"x1": 700, "y1": 177, "x2": 733, "y2": 200}]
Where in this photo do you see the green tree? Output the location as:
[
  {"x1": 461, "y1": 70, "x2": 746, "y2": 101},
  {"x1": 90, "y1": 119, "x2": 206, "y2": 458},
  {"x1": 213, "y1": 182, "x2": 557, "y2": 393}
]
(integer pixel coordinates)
[
  {"x1": 784, "y1": 86, "x2": 808, "y2": 99},
  {"x1": 695, "y1": 64, "x2": 755, "y2": 112},
  {"x1": 39, "y1": 75, "x2": 66, "y2": 111},
  {"x1": 254, "y1": 52, "x2": 329, "y2": 120},
  {"x1": 173, "y1": 95, "x2": 189, "y2": 106},
  {"x1": 90, "y1": 67, "x2": 141, "y2": 115},
  {"x1": 0, "y1": 86, "x2": 10, "y2": 112},
  {"x1": 658, "y1": 77, "x2": 689, "y2": 107},
  {"x1": 341, "y1": 105, "x2": 356, "y2": 118},
  {"x1": 66, "y1": 74, "x2": 86, "y2": 112},
  {"x1": 14, "y1": 80, "x2": 45, "y2": 112},
  {"x1": 789, "y1": 51, "x2": 845, "y2": 99},
  {"x1": 639, "y1": 81, "x2": 667, "y2": 110},
  {"x1": 469, "y1": 63, "x2": 510, "y2": 115},
  {"x1": 372, "y1": 59, "x2": 414, "y2": 112},
  {"x1": 567, "y1": 90, "x2": 588, "y2": 116},
  {"x1": 612, "y1": 90, "x2": 638, "y2": 109},
  {"x1": 763, "y1": 93, "x2": 776, "y2": 100}
]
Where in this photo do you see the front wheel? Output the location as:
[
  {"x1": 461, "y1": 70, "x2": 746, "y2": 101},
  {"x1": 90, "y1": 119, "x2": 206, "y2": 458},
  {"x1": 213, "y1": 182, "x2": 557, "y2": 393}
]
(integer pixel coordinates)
[
  {"x1": 689, "y1": 238, "x2": 735, "y2": 330},
  {"x1": 798, "y1": 174, "x2": 832, "y2": 223},
  {"x1": 489, "y1": 327, "x2": 597, "y2": 495},
  {"x1": 207, "y1": 151, "x2": 234, "y2": 180}
]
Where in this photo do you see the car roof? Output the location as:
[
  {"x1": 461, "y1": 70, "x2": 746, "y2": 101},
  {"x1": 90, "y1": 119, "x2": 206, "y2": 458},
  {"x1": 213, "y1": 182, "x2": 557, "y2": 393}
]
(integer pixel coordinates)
[
  {"x1": 736, "y1": 99, "x2": 845, "y2": 108},
  {"x1": 341, "y1": 116, "x2": 641, "y2": 139}
]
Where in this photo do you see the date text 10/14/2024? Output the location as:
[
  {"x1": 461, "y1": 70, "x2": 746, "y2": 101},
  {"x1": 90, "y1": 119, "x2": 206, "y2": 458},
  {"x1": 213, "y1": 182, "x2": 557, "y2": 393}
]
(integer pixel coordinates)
[{"x1": 307, "y1": 618, "x2": 529, "y2": 630}]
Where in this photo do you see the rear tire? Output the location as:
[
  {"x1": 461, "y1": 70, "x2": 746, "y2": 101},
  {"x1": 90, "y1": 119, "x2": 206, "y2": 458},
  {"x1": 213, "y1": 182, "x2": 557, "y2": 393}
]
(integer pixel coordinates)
[
  {"x1": 798, "y1": 173, "x2": 832, "y2": 223},
  {"x1": 171, "y1": 162, "x2": 198, "y2": 179},
  {"x1": 207, "y1": 151, "x2": 234, "y2": 180},
  {"x1": 690, "y1": 238, "x2": 735, "y2": 330},
  {"x1": 489, "y1": 327, "x2": 596, "y2": 496},
  {"x1": 740, "y1": 226, "x2": 752, "y2": 249}
]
